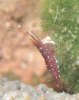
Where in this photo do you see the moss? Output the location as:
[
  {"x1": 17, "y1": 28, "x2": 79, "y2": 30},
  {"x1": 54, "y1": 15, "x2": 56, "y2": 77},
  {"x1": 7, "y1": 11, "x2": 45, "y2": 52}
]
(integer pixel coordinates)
[{"x1": 42, "y1": 0, "x2": 79, "y2": 92}]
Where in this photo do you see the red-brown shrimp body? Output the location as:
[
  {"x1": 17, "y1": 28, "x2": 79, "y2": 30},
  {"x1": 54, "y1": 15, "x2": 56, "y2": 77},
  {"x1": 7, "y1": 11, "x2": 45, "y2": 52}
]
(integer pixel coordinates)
[{"x1": 29, "y1": 32, "x2": 63, "y2": 92}]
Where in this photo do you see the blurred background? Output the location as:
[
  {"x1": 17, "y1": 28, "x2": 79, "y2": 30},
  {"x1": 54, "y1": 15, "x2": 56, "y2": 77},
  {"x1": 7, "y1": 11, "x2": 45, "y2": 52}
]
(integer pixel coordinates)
[{"x1": 0, "y1": 0, "x2": 52, "y2": 88}]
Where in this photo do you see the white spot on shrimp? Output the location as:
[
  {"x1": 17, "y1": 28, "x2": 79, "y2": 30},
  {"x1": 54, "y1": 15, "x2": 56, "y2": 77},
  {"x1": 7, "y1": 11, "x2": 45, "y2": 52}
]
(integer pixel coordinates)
[
  {"x1": 57, "y1": 85, "x2": 59, "y2": 87},
  {"x1": 49, "y1": 70, "x2": 51, "y2": 72},
  {"x1": 47, "y1": 56, "x2": 50, "y2": 58},
  {"x1": 41, "y1": 36, "x2": 55, "y2": 44},
  {"x1": 56, "y1": 77, "x2": 58, "y2": 79},
  {"x1": 58, "y1": 66, "x2": 59, "y2": 68},
  {"x1": 56, "y1": 60, "x2": 58, "y2": 63},
  {"x1": 54, "y1": 56, "x2": 56, "y2": 58},
  {"x1": 51, "y1": 65, "x2": 53, "y2": 67},
  {"x1": 40, "y1": 47, "x2": 43, "y2": 50}
]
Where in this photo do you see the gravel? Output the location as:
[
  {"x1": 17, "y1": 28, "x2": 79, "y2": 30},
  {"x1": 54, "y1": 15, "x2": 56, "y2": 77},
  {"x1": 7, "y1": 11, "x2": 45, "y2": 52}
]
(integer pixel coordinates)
[{"x1": 0, "y1": 78, "x2": 79, "y2": 100}]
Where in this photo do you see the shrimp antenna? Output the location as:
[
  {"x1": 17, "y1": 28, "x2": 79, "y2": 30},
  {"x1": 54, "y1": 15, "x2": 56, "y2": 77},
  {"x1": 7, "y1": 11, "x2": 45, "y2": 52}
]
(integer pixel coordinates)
[{"x1": 28, "y1": 31, "x2": 40, "y2": 42}]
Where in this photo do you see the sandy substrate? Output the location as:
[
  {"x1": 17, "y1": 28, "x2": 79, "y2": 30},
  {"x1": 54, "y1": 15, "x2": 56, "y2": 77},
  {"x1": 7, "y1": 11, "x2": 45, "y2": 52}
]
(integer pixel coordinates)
[{"x1": 0, "y1": 78, "x2": 79, "y2": 100}]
